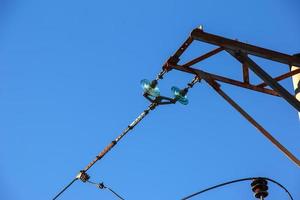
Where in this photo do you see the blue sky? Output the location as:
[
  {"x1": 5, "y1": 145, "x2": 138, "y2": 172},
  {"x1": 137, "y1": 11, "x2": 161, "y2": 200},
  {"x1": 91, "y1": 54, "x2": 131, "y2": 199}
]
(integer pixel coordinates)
[{"x1": 0, "y1": 0, "x2": 300, "y2": 199}]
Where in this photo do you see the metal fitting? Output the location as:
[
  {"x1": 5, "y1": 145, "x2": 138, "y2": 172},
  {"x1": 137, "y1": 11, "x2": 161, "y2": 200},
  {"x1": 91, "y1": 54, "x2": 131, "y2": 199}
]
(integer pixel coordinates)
[{"x1": 76, "y1": 170, "x2": 90, "y2": 182}]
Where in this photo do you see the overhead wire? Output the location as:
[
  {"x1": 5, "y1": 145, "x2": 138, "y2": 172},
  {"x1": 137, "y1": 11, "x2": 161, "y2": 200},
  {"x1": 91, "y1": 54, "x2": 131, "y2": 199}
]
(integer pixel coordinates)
[
  {"x1": 264, "y1": 177, "x2": 294, "y2": 200},
  {"x1": 52, "y1": 25, "x2": 299, "y2": 199},
  {"x1": 52, "y1": 178, "x2": 78, "y2": 200},
  {"x1": 87, "y1": 180, "x2": 125, "y2": 200},
  {"x1": 181, "y1": 177, "x2": 294, "y2": 200},
  {"x1": 52, "y1": 102, "x2": 157, "y2": 200},
  {"x1": 51, "y1": 73, "x2": 294, "y2": 200},
  {"x1": 52, "y1": 70, "x2": 170, "y2": 199}
]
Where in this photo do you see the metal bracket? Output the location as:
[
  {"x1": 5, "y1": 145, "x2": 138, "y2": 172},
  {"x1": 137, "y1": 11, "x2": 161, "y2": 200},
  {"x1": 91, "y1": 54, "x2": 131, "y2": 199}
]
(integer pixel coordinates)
[
  {"x1": 143, "y1": 93, "x2": 176, "y2": 105},
  {"x1": 76, "y1": 171, "x2": 90, "y2": 182}
]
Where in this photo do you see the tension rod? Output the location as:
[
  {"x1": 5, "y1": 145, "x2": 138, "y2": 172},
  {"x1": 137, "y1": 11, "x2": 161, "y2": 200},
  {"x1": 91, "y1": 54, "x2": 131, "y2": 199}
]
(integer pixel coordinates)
[
  {"x1": 83, "y1": 102, "x2": 158, "y2": 172},
  {"x1": 53, "y1": 69, "x2": 178, "y2": 199},
  {"x1": 201, "y1": 75, "x2": 300, "y2": 167},
  {"x1": 53, "y1": 102, "x2": 158, "y2": 199}
]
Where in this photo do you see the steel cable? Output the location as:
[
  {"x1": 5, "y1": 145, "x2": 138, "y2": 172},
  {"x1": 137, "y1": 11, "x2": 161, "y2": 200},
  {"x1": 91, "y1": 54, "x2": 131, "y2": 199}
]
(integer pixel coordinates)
[
  {"x1": 181, "y1": 177, "x2": 294, "y2": 200},
  {"x1": 87, "y1": 180, "x2": 125, "y2": 200},
  {"x1": 52, "y1": 178, "x2": 78, "y2": 200}
]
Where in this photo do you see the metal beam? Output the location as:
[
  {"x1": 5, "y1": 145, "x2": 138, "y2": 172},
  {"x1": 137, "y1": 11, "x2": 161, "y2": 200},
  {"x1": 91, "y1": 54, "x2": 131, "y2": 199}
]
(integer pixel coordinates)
[
  {"x1": 201, "y1": 76, "x2": 300, "y2": 167},
  {"x1": 167, "y1": 36, "x2": 194, "y2": 65},
  {"x1": 168, "y1": 64, "x2": 279, "y2": 96},
  {"x1": 228, "y1": 51, "x2": 300, "y2": 111},
  {"x1": 181, "y1": 47, "x2": 223, "y2": 68},
  {"x1": 242, "y1": 62, "x2": 250, "y2": 84},
  {"x1": 256, "y1": 68, "x2": 300, "y2": 88},
  {"x1": 166, "y1": 62, "x2": 300, "y2": 166},
  {"x1": 191, "y1": 29, "x2": 300, "y2": 67}
]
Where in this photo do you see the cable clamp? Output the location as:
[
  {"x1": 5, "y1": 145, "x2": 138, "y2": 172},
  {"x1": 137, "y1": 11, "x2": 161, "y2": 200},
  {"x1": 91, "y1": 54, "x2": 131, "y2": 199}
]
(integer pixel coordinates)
[
  {"x1": 96, "y1": 182, "x2": 106, "y2": 189},
  {"x1": 76, "y1": 170, "x2": 90, "y2": 182}
]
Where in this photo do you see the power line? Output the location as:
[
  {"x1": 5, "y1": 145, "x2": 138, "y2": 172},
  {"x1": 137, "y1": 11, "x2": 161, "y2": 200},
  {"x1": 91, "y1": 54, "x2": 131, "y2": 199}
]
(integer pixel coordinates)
[
  {"x1": 87, "y1": 180, "x2": 125, "y2": 200},
  {"x1": 52, "y1": 26, "x2": 300, "y2": 199},
  {"x1": 52, "y1": 70, "x2": 200, "y2": 199},
  {"x1": 52, "y1": 102, "x2": 159, "y2": 199},
  {"x1": 53, "y1": 178, "x2": 77, "y2": 200},
  {"x1": 264, "y1": 178, "x2": 294, "y2": 200},
  {"x1": 51, "y1": 102, "x2": 156, "y2": 199},
  {"x1": 181, "y1": 177, "x2": 294, "y2": 200}
]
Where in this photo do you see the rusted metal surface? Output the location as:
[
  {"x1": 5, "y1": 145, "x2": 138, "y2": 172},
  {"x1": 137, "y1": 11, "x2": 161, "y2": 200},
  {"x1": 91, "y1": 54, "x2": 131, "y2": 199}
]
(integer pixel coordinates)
[
  {"x1": 228, "y1": 50, "x2": 300, "y2": 111},
  {"x1": 181, "y1": 47, "x2": 223, "y2": 68},
  {"x1": 164, "y1": 36, "x2": 194, "y2": 67},
  {"x1": 243, "y1": 62, "x2": 250, "y2": 84},
  {"x1": 206, "y1": 72, "x2": 279, "y2": 96},
  {"x1": 83, "y1": 140, "x2": 117, "y2": 172},
  {"x1": 256, "y1": 68, "x2": 300, "y2": 88},
  {"x1": 164, "y1": 29, "x2": 300, "y2": 167},
  {"x1": 168, "y1": 64, "x2": 279, "y2": 96},
  {"x1": 201, "y1": 75, "x2": 300, "y2": 167},
  {"x1": 81, "y1": 91, "x2": 180, "y2": 173},
  {"x1": 82, "y1": 103, "x2": 157, "y2": 172},
  {"x1": 173, "y1": 36, "x2": 194, "y2": 58},
  {"x1": 191, "y1": 28, "x2": 300, "y2": 66}
]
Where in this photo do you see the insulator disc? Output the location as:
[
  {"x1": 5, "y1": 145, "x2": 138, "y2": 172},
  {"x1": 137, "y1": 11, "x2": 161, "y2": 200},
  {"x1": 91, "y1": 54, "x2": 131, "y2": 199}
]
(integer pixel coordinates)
[
  {"x1": 140, "y1": 79, "x2": 160, "y2": 97},
  {"x1": 171, "y1": 86, "x2": 189, "y2": 105}
]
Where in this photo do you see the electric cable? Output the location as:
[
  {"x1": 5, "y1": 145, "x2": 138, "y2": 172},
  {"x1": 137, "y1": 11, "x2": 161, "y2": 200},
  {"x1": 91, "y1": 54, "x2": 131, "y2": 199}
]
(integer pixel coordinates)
[
  {"x1": 52, "y1": 69, "x2": 173, "y2": 199},
  {"x1": 53, "y1": 178, "x2": 78, "y2": 200},
  {"x1": 181, "y1": 177, "x2": 294, "y2": 200},
  {"x1": 87, "y1": 180, "x2": 125, "y2": 200},
  {"x1": 264, "y1": 177, "x2": 294, "y2": 200},
  {"x1": 52, "y1": 102, "x2": 156, "y2": 200}
]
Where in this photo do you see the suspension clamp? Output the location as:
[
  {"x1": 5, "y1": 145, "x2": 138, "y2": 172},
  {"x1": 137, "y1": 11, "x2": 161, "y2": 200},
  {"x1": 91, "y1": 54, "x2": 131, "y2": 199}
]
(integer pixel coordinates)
[
  {"x1": 76, "y1": 170, "x2": 90, "y2": 182},
  {"x1": 96, "y1": 182, "x2": 106, "y2": 189}
]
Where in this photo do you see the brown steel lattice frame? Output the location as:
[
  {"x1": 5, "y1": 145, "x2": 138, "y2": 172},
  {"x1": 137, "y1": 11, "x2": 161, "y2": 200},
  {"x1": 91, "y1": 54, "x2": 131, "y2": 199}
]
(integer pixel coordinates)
[{"x1": 162, "y1": 28, "x2": 300, "y2": 167}]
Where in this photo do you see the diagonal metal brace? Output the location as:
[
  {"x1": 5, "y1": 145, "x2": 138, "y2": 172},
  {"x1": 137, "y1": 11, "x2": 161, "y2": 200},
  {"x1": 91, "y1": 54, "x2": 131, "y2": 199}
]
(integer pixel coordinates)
[
  {"x1": 228, "y1": 50, "x2": 300, "y2": 112},
  {"x1": 196, "y1": 70, "x2": 300, "y2": 167}
]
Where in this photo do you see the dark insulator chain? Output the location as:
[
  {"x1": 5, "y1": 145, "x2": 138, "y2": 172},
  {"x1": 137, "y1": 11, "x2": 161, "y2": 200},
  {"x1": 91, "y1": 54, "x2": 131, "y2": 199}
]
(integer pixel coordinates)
[{"x1": 52, "y1": 69, "x2": 199, "y2": 200}]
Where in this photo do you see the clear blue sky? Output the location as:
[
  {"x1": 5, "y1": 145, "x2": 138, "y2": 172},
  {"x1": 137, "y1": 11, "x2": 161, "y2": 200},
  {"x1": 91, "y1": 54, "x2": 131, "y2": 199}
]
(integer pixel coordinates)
[{"x1": 0, "y1": 0, "x2": 299, "y2": 199}]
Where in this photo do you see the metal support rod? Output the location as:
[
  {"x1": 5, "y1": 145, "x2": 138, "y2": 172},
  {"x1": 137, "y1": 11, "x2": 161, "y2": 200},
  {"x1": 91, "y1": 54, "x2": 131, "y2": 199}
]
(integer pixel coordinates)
[
  {"x1": 164, "y1": 36, "x2": 194, "y2": 69},
  {"x1": 168, "y1": 64, "x2": 279, "y2": 96},
  {"x1": 173, "y1": 36, "x2": 194, "y2": 59},
  {"x1": 191, "y1": 28, "x2": 300, "y2": 66},
  {"x1": 256, "y1": 68, "x2": 300, "y2": 88},
  {"x1": 83, "y1": 102, "x2": 157, "y2": 172},
  {"x1": 53, "y1": 102, "x2": 158, "y2": 199},
  {"x1": 205, "y1": 71, "x2": 279, "y2": 96},
  {"x1": 228, "y1": 51, "x2": 300, "y2": 111},
  {"x1": 201, "y1": 76, "x2": 300, "y2": 167},
  {"x1": 181, "y1": 47, "x2": 223, "y2": 68},
  {"x1": 243, "y1": 62, "x2": 250, "y2": 83}
]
